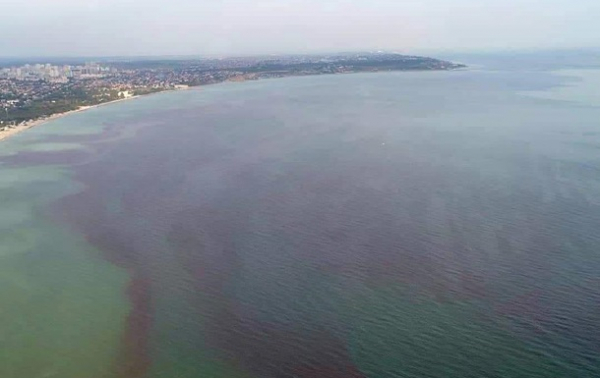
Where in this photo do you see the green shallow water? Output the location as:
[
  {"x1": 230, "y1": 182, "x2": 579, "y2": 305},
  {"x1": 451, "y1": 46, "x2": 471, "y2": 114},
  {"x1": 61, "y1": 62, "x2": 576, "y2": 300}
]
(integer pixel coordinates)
[
  {"x1": 0, "y1": 129, "x2": 130, "y2": 378},
  {"x1": 0, "y1": 92, "x2": 219, "y2": 378},
  {"x1": 0, "y1": 223, "x2": 130, "y2": 378}
]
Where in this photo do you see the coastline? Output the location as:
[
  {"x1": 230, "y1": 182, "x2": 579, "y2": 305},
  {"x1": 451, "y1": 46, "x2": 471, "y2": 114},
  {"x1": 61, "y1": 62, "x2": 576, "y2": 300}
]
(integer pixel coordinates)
[
  {"x1": 0, "y1": 95, "x2": 140, "y2": 143},
  {"x1": 0, "y1": 65, "x2": 464, "y2": 144}
]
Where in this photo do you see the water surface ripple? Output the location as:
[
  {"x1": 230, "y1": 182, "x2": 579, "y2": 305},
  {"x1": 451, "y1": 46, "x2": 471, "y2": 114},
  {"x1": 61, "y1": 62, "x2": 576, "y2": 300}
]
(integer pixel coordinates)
[{"x1": 3, "y1": 69, "x2": 600, "y2": 378}]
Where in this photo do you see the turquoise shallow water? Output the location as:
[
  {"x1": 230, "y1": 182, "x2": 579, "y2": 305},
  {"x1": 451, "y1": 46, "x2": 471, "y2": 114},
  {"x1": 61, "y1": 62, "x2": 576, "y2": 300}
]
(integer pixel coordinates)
[{"x1": 1, "y1": 62, "x2": 600, "y2": 378}]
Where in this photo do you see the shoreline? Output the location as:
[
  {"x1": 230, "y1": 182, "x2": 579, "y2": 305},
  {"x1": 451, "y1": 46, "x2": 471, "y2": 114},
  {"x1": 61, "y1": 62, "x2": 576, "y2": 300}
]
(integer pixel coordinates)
[
  {"x1": 0, "y1": 67, "x2": 463, "y2": 143},
  {"x1": 0, "y1": 95, "x2": 142, "y2": 143}
]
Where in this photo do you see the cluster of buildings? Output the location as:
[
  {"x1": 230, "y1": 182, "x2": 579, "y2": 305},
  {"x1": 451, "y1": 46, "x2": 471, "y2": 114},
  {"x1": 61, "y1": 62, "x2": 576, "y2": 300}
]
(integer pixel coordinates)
[{"x1": 0, "y1": 63, "x2": 112, "y2": 83}]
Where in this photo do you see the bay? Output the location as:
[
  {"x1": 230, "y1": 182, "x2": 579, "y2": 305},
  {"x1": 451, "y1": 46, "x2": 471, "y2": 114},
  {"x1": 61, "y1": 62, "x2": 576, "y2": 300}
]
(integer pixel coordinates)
[{"x1": 2, "y1": 61, "x2": 600, "y2": 378}]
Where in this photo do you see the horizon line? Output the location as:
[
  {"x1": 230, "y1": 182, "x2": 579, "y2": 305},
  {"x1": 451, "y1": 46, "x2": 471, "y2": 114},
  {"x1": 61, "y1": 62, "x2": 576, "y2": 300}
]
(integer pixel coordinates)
[{"x1": 1, "y1": 47, "x2": 599, "y2": 61}]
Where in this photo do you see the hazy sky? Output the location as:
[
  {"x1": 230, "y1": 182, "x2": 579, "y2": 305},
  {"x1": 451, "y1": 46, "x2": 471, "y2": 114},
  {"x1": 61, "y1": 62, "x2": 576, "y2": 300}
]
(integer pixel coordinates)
[{"x1": 1, "y1": 0, "x2": 599, "y2": 57}]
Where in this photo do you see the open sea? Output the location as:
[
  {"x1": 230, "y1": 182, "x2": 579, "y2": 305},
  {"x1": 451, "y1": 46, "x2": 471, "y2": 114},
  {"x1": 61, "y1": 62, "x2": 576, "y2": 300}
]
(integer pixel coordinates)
[{"x1": 2, "y1": 53, "x2": 600, "y2": 378}]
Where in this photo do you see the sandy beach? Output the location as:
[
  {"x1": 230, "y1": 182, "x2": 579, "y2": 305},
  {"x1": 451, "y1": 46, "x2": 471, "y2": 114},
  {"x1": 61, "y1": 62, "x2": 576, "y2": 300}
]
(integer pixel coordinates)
[{"x1": 0, "y1": 96, "x2": 139, "y2": 143}]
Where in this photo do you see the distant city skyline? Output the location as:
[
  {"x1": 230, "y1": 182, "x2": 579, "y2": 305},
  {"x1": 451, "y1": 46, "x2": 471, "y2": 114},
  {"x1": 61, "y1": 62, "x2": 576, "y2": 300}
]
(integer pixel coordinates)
[{"x1": 1, "y1": 0, "x2": 599, "y2": 57}]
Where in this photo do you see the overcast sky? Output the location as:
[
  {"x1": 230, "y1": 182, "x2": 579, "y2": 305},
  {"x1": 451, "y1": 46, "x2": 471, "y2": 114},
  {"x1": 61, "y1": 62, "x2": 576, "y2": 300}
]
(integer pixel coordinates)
[{"x1": 1, "y1": 0, "x2": 599, "y2": 57}]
